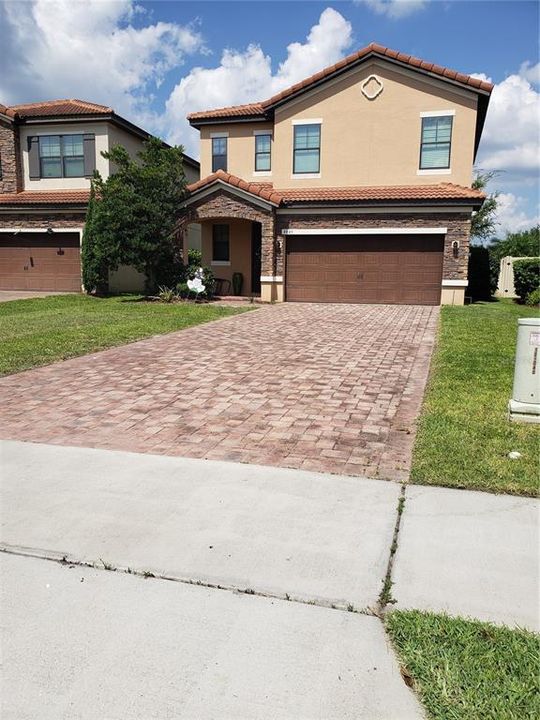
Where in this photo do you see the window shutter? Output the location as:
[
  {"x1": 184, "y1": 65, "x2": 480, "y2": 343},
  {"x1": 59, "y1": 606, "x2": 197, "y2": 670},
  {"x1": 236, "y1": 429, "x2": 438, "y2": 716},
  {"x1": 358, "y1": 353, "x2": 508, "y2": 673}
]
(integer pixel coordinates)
[
  {"x1": 28, "y1": 136, "x2": 40, "y2": 179},
  {"x1": 83, "y1": 134, "x2": 96, "y2": 177}
]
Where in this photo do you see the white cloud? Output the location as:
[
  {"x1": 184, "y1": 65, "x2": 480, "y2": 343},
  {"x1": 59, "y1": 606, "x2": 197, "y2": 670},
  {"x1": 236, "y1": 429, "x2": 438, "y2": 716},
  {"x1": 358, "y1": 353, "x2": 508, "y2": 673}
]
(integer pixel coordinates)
[
  {"x1": 0, "y1": 0, "x2": 204, "y2": 122},
  {"x1": 519, "y1": 61, "x2": 540, "y2": 86},
  {"x1": 493, "y1": 193, "x2": 539, "y2": 235},
  {"x1": 164, "y1": 7, "x2": 353, "y2": 154},
  {"x1": 355, "y1": 0, "x2": 429, "y2": 19},
  {"x1": 474, "y1": 68, "x2": 540, "y2": 177}
]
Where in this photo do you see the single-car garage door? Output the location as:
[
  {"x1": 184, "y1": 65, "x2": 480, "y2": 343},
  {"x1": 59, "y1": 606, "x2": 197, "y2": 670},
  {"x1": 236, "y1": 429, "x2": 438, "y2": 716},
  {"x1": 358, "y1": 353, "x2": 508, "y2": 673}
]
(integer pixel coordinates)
[
  {"x1": 0, "y1": 233, "x2": 81, "y2": 292},
  {"x1": 286, "y1": 234, "x2": 444, "y2": 305}
]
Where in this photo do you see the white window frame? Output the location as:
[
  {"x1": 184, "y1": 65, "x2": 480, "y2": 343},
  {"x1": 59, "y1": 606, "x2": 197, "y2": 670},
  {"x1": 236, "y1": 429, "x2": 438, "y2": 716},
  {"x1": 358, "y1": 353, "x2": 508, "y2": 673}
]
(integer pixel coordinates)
[{"x1": 417, "y1": 110, "x2": 455, "y2": 175}]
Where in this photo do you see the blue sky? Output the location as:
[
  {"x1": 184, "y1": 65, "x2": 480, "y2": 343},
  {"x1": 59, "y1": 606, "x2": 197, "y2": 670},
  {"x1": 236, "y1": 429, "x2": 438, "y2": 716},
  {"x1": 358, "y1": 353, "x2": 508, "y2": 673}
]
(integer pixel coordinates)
[{"x1": 1, "y1": 0, "x2": 539, "y2": 235}]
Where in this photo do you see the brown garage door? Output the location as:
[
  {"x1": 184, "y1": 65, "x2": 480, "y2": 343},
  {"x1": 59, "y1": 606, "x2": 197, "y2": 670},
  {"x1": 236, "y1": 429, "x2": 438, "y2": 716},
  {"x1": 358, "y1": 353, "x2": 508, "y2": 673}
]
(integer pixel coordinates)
[
  {"x1": 0, "y1": 233, "x2": 81, "y2": 291},
  {"x1": 286, "y1": 234, "x2": 444, "y2": 305}
]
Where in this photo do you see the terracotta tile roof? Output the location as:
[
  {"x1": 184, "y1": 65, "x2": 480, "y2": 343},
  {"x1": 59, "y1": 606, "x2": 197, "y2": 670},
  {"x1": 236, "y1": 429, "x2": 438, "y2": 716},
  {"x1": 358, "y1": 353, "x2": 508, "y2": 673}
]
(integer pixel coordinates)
[
  {"x1": 0, "y1": 190, "x2": 90, "y2": 206},
  {"x1": 278, "y1": 183, "x2": 485, "y2": 203},
  {"x1": 186, "y1": 171, "x2": 485, "y2": 206},
  {"x1": 7, "y1": 99, "x2": 112, "y2": 119},
  {"x1": 188, "y1": 42, "x2": 494, "y2": 123},
  {"x1": 187, "y1": 170, "x2": 283, "y2": 204}
]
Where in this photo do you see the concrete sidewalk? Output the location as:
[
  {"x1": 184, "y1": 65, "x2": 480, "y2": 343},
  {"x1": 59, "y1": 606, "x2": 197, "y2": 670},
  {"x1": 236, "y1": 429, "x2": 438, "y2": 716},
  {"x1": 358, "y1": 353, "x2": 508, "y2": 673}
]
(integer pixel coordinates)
[
  {"x1": 1, "y1": 440, "x2": 400, "y2": 611},
  {"x1": 1, "y1": 553, "x2": 423, "y2": 720},
  {"x1": 392, "y1": 484, "x2": 540, "y2": 631}
]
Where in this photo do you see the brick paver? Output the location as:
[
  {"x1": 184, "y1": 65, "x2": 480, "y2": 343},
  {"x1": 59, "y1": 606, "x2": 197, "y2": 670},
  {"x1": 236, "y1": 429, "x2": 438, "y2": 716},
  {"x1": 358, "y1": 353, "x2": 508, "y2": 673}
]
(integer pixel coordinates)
[{"x1": 0, "y1": 304, "x2": 438, "y2": 480}]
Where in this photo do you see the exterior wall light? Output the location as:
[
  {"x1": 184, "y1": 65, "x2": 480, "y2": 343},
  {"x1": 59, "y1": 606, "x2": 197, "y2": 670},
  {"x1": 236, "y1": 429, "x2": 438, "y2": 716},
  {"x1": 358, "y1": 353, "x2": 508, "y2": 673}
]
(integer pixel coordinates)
[{"x1": 452, "y1": 240, "x2": 459, "y2": 258}]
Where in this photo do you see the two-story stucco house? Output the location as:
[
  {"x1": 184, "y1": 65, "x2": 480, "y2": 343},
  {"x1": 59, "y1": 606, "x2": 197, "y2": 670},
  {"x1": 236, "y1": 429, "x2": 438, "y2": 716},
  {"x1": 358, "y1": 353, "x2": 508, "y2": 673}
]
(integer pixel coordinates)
[
  {"x1": 180, "y1": 43, "x2": 493, "y2": 305},
  {"x1": 0, "y1": 99, "x2": 199, "y2": 292}
]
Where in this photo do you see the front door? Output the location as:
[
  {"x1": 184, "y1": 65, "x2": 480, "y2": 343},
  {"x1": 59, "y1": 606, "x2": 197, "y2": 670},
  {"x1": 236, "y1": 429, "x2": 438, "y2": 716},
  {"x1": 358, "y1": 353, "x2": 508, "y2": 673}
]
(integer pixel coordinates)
[{"x1": 251, "y1": 222, "x2": 262, "y2": 294}]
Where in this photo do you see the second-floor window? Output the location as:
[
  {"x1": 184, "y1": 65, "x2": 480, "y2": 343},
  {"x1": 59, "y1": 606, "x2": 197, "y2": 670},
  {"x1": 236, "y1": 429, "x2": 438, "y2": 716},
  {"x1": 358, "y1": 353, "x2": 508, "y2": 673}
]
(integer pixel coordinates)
[
  {"x1": 293, "y1": 124, "x2": 321, "y2": 174},
  {"x1": 212, "y1": 224, "x2": 230, "y2": 263},
  {"x1": 254, "y1": 133, "x2": 271, "y2": 172},
  {"x1": 212, "y1": 136, "x2": 227, "y2": 172},
  {"x1": 39, "y1": 135, "x2": 85, "y2": 178},
  {"x1": 419, "y1": 116, "x2": 453, "y2": 170}
]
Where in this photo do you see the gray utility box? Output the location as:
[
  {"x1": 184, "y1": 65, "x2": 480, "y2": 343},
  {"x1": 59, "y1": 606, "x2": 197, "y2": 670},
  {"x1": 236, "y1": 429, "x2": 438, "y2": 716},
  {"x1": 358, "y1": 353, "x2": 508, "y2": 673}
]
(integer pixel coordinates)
[{"x1": 509, "y1": 317, "x2": 540, "y2": 424}]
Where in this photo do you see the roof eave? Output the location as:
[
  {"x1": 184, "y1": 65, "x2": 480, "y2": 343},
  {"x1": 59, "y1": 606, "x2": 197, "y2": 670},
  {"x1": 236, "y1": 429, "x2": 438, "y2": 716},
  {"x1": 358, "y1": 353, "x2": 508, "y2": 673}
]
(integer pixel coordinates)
[
  {"x1": 183, "y1": 179, "x2": 280, "y2": 209},
  {"x1": 281, "y1": 197, "x2": 484, "y2": 209}
]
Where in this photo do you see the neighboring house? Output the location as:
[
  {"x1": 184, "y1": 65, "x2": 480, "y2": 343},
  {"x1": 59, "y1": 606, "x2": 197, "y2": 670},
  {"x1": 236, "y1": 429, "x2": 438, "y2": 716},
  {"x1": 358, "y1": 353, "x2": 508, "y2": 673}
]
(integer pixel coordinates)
[
  {"x1": 0, "y1": 99, "x2": 199, "y2": 292},
  {"x1": 180, "y1": 42, "x2": 493, "y2": 305}
]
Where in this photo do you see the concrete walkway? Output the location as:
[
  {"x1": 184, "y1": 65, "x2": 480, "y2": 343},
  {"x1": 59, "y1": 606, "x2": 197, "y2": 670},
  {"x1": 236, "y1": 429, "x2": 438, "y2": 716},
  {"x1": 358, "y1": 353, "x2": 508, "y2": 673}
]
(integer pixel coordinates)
[
  {"x1": 0, "y1": 290, "x2": 75, "y2": 302},
  {"x1": 1, "y1": 554, "x2": 422, "y2": 720},
  {"x1": 392, "y1": 484, "x2": 539, "y2": 631},
  {"x1": 1, "y1": 440, "x2": 538, "y2": 718}
]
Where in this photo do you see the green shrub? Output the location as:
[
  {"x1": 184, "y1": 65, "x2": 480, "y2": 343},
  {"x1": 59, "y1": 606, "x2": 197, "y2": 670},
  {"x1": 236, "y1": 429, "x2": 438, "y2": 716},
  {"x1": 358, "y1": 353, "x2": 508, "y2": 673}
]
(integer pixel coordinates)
[
  {"x1": 513, "y1": 258, "x2": 540, "y2": 303},
  {"x1": 526, "y1": 287, "x2": 540, "y2": 306},
  {"x1": 188, "y1": 248, "x2": 202, "y2": 267},
  {"x1": 157, "y1": 286, "x2": 177, "y2": 303}
]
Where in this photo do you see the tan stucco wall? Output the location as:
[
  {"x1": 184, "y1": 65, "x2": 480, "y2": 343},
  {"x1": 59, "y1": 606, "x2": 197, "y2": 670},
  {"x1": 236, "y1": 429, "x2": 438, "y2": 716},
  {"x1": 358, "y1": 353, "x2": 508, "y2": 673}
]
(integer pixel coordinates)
[
  {"x1": 200, "y1": 122, "x2": 274, "y2": 181},
  {"x1": 200, "y1": 218, "x2": 253, "y2": 294},
  {"x1": 441, "y1": 287, "x2": 466, "y2": 305},
  {"x1": 107, "y1": 124, "x2": 146, "y2": 166},
  {"x1": 108, "y1": 264, "x2": 146, "y2": 293},
  {"x1": 20, "y1": 122, "x2": 110, "y2": 191},
  {"x1": 198, "y1": 60, "x2": 478, "y2": 188}
]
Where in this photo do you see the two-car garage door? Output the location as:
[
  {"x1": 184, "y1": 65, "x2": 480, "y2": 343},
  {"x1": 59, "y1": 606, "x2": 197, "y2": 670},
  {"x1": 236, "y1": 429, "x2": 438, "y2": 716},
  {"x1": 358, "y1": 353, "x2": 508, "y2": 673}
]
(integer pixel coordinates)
[
  {"x1": 0, "y1": 233, "x2": 81, "y2": 291},
  {"x1": 286, "y1": 234, "x2": 444, "y2": 305}
]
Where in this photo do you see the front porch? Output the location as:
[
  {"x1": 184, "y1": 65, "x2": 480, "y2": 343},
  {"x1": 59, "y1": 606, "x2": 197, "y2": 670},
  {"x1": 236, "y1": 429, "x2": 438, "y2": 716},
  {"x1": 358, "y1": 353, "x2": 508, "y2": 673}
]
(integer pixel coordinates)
[{"x1": 178, "y1": 178, "x2": 282, "y2": 302}]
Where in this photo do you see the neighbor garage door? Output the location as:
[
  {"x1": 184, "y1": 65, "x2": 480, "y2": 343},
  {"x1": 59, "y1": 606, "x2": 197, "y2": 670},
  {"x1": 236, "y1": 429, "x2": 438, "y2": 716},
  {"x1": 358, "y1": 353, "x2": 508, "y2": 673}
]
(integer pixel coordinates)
[
  {"x1": 286, "y1": 234, "x2": 444, "y2": 305},
  {"x1": 0, "y1": 232, "x2": 81, "y2": 291}
]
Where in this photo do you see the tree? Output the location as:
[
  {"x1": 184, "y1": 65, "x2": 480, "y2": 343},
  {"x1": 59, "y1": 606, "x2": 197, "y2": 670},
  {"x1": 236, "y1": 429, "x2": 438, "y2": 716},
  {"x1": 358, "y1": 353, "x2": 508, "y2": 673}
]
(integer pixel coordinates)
[
  {"x1": 489, "y1": 226, "x2": 540, "y2": 262},
  {"x1": 470, "y1": 170, "x2": 499, "y2": 241},
  {"x1": 81, "y1": 137, "x2": 187, "y2": 293}
]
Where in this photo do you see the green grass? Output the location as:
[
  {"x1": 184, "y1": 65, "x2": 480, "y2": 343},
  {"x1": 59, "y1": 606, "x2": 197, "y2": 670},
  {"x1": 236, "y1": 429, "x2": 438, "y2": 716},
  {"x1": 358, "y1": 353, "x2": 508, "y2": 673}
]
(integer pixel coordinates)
[
  {"x1": 0, "y1": 294, "x2": 250, "y2": 376},
  {"x1": 411, "y1": 300, "x2": 540, "y2": 496},
  {"x1": 386, "y1": 610, "x2": 540, "y2": 720}
]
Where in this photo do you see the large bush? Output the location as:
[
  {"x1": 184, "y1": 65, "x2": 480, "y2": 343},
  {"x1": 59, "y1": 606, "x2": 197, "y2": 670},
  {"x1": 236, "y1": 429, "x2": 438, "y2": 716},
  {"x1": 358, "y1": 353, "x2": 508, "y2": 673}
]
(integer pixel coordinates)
[
  {"x1": 82, "y1": 137, "x2": 187, "y2": 294},
  {"x1": 513, "y1": 258, "x2": 540, "y2": 303}
]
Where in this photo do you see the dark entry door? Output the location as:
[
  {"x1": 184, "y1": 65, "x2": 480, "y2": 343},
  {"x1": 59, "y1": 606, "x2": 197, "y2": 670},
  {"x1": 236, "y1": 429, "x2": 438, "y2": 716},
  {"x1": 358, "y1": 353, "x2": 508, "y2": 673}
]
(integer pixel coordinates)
[{"x1": 251, "y1": 222, "x2": 262, "y2": 294}]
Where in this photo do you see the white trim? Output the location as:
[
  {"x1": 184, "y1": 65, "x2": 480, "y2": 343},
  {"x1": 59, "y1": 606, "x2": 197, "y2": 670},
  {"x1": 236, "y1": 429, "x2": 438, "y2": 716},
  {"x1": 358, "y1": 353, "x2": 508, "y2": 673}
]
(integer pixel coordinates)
[
  {"x1": 253, "y1": 129, "x2": 272, "y2": 136},
  {"x1": 252, "y1": 171, "x2": 272, "y2": 177},
  {"x1": 277, "y1": 206, "x2": 473, "y2": 215},
  {"x1": 281, "y1": 227, "x2": 448, "y2": 236},
  {"x1": 290, "y1": 173, "x2": 321, "y2": 180},
  {"x1": 260, "y1": 275, "x2": 283, "y2": 283},
  {"x1": 420, "y1": 109, "x2": 456, "y2": 117},
  {"x1": 417, "y1": 168, "x2": 452, "y2": 176},
  {"x1": 210, "y1": 132, "x2": 228, "y2": 138},
  {"x1": 291, "y1": 118, "x2": 323, "y2": 125},
  {"x1": 211, "y1": 260, "x2": 231, "y2": 267},
  {"x1": 442, "y1": 279, "x2": 468, "y2": 287},
  {"x1": 0, "y1": 227, "x2": 84, "y2": 233},
  {"x1": 181, "y1": 180, "x2": 279, "y2": 210}
]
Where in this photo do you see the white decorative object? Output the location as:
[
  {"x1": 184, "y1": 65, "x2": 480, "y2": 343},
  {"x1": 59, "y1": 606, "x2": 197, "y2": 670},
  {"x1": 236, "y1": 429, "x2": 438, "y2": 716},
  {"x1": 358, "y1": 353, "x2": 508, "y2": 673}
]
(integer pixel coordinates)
[
  {"x1": 187, "y1": 267, "x2": 206, "y2": 295},
  {"x1": 508, "y1": 451, "x2": 522, "y2": 459},
  {"x1": 361, "y1": 75, "x2": 384, "y2": 100}
]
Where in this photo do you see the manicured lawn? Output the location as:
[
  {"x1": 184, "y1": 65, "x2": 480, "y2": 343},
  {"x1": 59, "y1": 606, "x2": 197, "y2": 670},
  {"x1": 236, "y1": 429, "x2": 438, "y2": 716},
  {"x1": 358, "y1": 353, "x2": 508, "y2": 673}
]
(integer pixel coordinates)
[
  {"x1": 0, "y1": 294, "x2": 250, "y2": 376},
  {"x1": 411, "y1": 300, "x2": 539, "y2": 496},
  {"x1": 386, "y1": 610, "x2": 540, "y2": 720}
]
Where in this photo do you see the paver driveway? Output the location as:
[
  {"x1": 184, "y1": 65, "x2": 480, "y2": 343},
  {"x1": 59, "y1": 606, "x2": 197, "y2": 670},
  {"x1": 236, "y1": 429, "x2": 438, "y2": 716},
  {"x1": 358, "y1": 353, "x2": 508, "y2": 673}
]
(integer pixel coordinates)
[{"x1": 0, "y1": 303, "x2": 438, "y2": 479}]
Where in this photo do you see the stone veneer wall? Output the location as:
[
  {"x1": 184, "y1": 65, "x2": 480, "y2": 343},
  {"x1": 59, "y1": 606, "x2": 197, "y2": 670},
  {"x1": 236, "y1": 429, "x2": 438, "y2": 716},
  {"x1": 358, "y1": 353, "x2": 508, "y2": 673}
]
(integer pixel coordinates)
[
  {"x1": 0, "y1": 120, "x2": 23, "y2": 194},
  {"x1": 0, "y1": 212, "x2": 86, "y2": 229},
  {"x1": 178, "y1": 190, "x2": 276, "y2": 275},
  {"x1": 276, "y1": 212, "x2": 472, "y2": 280}
]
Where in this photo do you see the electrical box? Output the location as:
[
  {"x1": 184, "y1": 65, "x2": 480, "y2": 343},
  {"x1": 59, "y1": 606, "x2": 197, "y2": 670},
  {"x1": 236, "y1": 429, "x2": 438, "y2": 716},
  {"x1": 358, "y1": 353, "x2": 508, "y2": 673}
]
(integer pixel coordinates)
[{"x1": 508, "y1": 317, "x2": 540, "y2": 423}]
